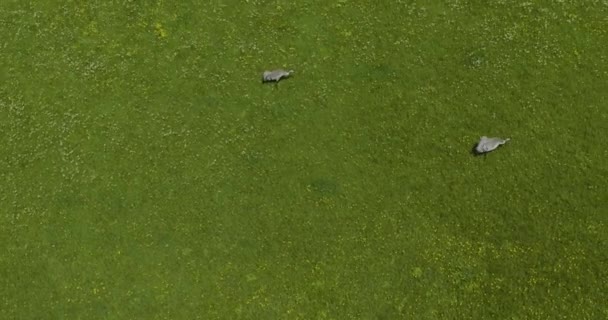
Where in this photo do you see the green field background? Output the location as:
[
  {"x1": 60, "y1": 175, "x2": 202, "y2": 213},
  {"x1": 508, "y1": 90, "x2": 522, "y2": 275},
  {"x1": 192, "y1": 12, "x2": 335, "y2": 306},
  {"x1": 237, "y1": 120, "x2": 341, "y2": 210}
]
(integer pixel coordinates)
[{"x1": 1, "y1": 0, "x2": 607, "y2": 319}]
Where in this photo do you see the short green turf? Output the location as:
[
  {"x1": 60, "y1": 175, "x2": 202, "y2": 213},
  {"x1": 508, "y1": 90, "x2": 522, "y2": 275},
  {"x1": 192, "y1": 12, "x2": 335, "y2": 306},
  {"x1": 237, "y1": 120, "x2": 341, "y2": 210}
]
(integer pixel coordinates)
[{"x1": 1, "y1": 0, "x2": 607, "y2": 319}]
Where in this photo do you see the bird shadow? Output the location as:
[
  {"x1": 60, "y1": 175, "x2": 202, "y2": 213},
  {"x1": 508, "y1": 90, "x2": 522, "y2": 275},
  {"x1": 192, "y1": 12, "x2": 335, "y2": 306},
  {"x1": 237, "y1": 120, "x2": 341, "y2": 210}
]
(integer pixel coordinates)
[
  {"x1": 262, "y1": 78, "x2": 291, "y2": 86},
  {"x1": 471, "y1": 143, "x2": 484, "y2": 157}
]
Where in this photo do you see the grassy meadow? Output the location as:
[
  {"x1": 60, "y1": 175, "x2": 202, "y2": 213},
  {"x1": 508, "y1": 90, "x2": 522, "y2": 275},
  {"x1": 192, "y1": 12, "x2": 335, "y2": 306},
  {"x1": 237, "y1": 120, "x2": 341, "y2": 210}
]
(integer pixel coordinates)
[{"x1": 1, "y1": 0, "x2": 608, "y2": 318}]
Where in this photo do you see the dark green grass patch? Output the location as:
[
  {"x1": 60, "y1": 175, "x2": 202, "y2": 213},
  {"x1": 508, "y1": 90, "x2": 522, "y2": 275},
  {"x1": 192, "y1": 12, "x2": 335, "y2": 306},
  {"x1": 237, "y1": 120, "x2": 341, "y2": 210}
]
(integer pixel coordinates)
[{"x1": 1, "y1": 0, "x2": 607, "y2": 319}]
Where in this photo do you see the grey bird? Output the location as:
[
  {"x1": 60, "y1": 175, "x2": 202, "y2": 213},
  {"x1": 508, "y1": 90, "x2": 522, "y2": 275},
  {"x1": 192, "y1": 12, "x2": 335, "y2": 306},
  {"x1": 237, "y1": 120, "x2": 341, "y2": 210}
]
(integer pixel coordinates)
[
  {"x1": 474, "y1": 136, "x2": 510, "y2": 155},
  {"x1": 262, "y1": 69, "x2": 294, "y2": 83}
]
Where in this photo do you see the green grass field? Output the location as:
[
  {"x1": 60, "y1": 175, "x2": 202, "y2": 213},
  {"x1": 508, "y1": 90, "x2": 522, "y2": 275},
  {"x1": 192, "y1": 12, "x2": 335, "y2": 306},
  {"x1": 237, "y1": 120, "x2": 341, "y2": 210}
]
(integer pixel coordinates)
[{"x1": 1, "y1": 0, "x2": 607, "y2": 318}]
